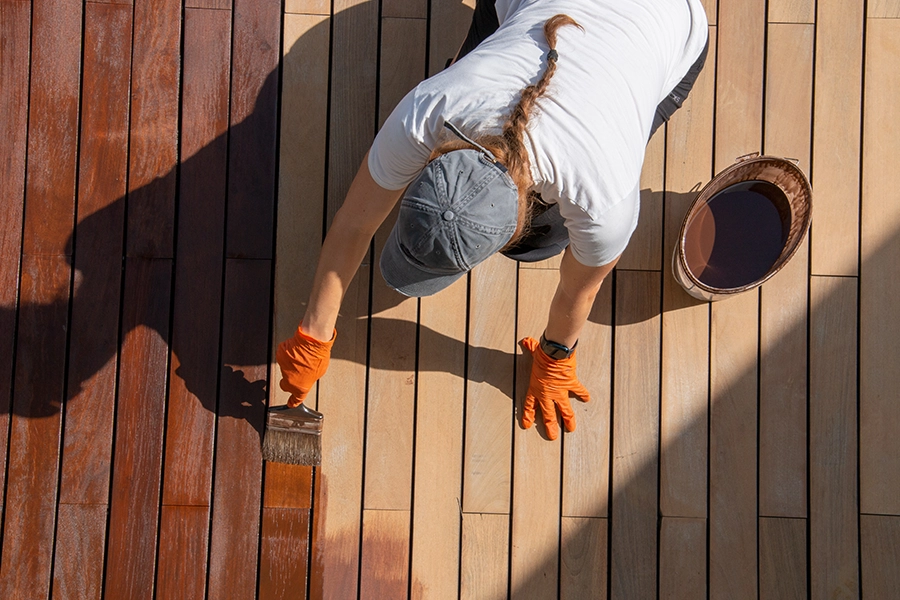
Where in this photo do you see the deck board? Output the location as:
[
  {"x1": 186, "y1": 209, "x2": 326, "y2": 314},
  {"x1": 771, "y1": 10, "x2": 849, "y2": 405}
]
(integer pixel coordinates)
[{"x1": 2, "y1": 0, "x2": 898, "y2": 597}]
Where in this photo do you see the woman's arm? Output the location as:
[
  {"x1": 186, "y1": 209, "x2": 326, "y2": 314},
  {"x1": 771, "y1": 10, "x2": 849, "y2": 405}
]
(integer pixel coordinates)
[
  {"x1": 300, "y1": 153, "x2": 405, "y2": 341},
  {"x1": 544, "y1": 247, "x2": 619, "y2": 347}
]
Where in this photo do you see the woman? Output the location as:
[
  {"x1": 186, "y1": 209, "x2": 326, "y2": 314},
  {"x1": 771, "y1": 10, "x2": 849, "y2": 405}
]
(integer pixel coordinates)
[{"x1": 276, "y1": 0, "x2": 709, "y2": 440}]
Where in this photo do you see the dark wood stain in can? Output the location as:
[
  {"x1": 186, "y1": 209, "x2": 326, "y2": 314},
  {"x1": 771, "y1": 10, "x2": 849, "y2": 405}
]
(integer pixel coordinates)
[{"x1": 684, "y1": 180, "x2": 790, "y2": 289}]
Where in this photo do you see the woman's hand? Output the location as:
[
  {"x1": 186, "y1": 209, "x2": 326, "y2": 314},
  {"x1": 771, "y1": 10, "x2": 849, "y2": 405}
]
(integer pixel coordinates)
[
  {"x1": 276, "y1": 326, "x2": 336, "y2": 407},
  {"x1": 520, "y1": 336, "x2": 590, "y2": 440}
]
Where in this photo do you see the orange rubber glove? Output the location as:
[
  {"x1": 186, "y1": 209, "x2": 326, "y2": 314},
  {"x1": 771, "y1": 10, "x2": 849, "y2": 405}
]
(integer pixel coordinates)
[
  {"x1": 276, "y1": 326, "x2": 336, "y2": 408},
  {"x1": 520, "y1": 336, "x2": 590, "y2": 440}
]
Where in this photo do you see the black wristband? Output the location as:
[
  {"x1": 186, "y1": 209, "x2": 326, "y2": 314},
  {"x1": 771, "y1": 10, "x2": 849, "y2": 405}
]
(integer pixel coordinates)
[{"x1": 540, "y1": 333, "x2": 577, "y2": 360}]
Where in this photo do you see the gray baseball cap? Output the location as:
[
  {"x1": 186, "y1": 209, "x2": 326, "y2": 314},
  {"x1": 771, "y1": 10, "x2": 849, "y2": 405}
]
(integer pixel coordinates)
[{"x1": 380, "y1": 147, "x2": 519, "y2": 297}]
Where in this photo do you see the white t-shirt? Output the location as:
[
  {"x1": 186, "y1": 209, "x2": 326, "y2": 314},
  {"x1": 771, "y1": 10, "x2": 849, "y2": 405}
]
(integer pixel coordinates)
[{"x1": 368, "y1": 0, "x2": 709, "y2": 266}]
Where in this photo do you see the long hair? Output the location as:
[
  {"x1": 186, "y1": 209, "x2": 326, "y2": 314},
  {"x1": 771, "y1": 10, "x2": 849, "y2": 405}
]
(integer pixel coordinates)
[{"x1": 433, "y1": 14, "x2": 583, "y2": 247}]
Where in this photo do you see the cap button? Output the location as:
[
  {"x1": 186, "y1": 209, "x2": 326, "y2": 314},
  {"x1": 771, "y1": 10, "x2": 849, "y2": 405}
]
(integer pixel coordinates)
[{"x1": 442, "y1": 210, "x2": 455, "y2": 221}]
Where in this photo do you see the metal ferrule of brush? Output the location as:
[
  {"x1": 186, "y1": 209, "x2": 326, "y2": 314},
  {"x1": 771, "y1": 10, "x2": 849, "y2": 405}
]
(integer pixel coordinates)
[{"x1": 265, "y1": 403, "x2": 323, "y2": 435}]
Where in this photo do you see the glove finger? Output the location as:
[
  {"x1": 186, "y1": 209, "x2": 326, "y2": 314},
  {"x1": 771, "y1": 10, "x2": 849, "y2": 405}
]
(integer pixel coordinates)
[
  {"x1": 520, "y1": 336, "x2": 539, "y2": 354},
  {"x1": 570, "y1": 381, "x2": 591, "y2": 403},
  {"x1": 539, "y1": 394, "x2": 560, "y2": 440},
  {"x1": 557, "y1": 395, "x2": 576, "y2": 433},
  {"x1": 286, "y1": 394, "x2": 304, "y2": 408},
  {"x1": 522, "y1": 393, "x2": 536, "y2": 429}
]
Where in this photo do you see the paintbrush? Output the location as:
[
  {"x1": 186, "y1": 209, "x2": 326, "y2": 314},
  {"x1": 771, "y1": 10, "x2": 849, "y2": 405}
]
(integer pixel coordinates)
[{"x1": 262, "y1": 403, "x2": 323, "y2": 466}]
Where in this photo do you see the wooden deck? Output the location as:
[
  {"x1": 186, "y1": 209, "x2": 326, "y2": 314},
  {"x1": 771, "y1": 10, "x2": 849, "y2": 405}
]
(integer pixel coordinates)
[{"x1": 1, "y1": 0, "x2": 899, "y2": 597}]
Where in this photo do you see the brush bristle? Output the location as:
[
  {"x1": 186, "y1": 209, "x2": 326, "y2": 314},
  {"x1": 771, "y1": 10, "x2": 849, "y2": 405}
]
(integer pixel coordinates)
[{"x1": 262, "y1": 429, "x2": 321, "y2": 466}]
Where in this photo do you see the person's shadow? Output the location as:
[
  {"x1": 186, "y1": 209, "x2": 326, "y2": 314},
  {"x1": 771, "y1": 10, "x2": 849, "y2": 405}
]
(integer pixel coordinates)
[{"x1": 1, "y1": 6, "x2": 699, "y2": 443}]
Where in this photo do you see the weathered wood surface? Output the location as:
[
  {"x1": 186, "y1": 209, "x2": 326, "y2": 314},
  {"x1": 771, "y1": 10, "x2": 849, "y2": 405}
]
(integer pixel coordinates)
[{"x1": 1, "y1": 1, "x2": 897, "y2": 598}]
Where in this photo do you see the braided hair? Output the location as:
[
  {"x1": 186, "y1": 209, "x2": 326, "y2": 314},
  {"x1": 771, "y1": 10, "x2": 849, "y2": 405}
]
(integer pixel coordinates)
[{"x1": 432, "y1": 14, "x2": 583, "y2": 246}]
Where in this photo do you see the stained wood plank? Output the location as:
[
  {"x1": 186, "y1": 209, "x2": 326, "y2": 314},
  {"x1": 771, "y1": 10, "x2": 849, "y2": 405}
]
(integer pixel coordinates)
[
  {"x1": 21, "y1": 0, "x2": 82, "y2": 256},
  {"x1": 187, "y1": 0, "x2": 230, "y2": 9},
  {"x1": 759, "y1": 517, "x2": 807, "y2": 600},
  {"x1": 658, "y1": 517, "x2": 706, "y2": 599},
  {"x1": 860, "y1": 515, "x2": 900, "y2": 597},
  {"x1": 226, "y1": 0, "x2": 280, "y2": 258},
  {"x1": 618, "y1": 128, "x2": 663, "y2": 270},
  {"x1": 411, "y1": 279, "x2": 466, "y2": 599},
  {"x1": 52, "y1": 504, "x2": 108, "y2": 600},
  {"x1": 868, "y1": 0, "x2": 900, "y2": 18},
  {"x1": 464, "y1": 254, "x2": 516, "y2": 514},
  {"x1": 58, "y1": 1, "x2": 131, "y2": 506},
  {"x1": 561, "y1": 517, "x2": 608, "y2": 599},
  {"x1": 511, "y1": 268, "x2": 562, "y2": 598},
  {"x1": 207, "y1": 259, "x2": 269, "y2": 600},
  {"x1": 428, "y1": 0, "x2": 475, "y2": 75},
  {"x1": 860, "y1": 18, "x2": 900, "y2": 516},
  {"x1": 810, "y1": 275, "x2": 859, "y2": 599},
  {"x1": 610, "y1": 270, "x2": 660, "y2": 600},
  {"x1": 259, "y1": 509, "x2": 311, "y2": 599},
  {"x1": 285, "y1": 0, "x2": 331, "y2": 15},
  {"x1": 768, "y1": 0, "x2": 814, "y2": 23},
  {"x1": 810, "y1": 0, "x2": 863, "y2": 275},
  {"x1": 162, "y1": 5, "x2": 230, "y2": 509},
  {"x1": 0, "y1": 256, "x2": 70, "y2": 599},
  {"x1": 0, "y1": 3, "x2": 31, "y2": 495},
  {"x1": 360, "y1": 509, "x2": 411, "y2": 599},
  {"x1": 659, "y1": 25, "x2": 715, "y2": 520},
  {"x1": 104, "y1": 257, "x2": 172, "y2": 600},
  {"x1": 126, "y1": 0, "x2": 181, "y2": 257},
  {"x1": 708, "y1": 291, "x2": 759, "y2": 599},
  {"x1": 562, "y1": 281, "x2": 611, "y2": 518},
  {"x1": 759, "y1": 22, "x2": 812, "y2": 518},
  {"x1": 156, "y1": 505, "x2": 210, "y2": 600},
  {"x1": 460, "y1": 513, "x2": 509, "y2": 600}
]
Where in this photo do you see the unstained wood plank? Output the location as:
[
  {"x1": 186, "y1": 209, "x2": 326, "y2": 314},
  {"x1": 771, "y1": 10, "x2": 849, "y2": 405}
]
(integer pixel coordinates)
[
  {"x1": 768, "y1": 0, "x2": 814, "y2": 23},
  {"x1": 428, "y1": 0, "x2": 475, "y2": 75},
  {"x1": 411, "y1": 279, "x2": 466, "y2": 599},
  {"x1": 360, "y1": 509, "x2": 411, "y2": 600},
  {"x1": 379, "y1": 17, "x2": 427, "y2": 127},
  {"x1": 658, "y1": 517, "x2": 706, "y2": 599},
  {"x1": 162, "y1": 5, "x2": 231, "y2": 509},
  {"x1": 659, "y1": 25, "x2": 715, "y2": 519},
  {"x1": 156, "y1": 505, "x2": 210, "y2": 600},
  {"x1": 562, "y1": 281, "x2": 612, "y2": 518},
  {"x1": 511, "y1": 268, "x2": 562, "y2": 598},
  {"x1": 51, "y1": 504, "x2": 108, "y2": 600},
  {"x1": 207, "y1": 259, "x2": 269, "y2": 600},
  {"x1": 868, "y1": 0, "x2": 900, "y2": 18},
  {"x1": 759, "y1": 517, "x2": 807, "y2": 600},
  {"x1": 104, "y1": 258, "x2": 172, "y2": 600},
  {"x1": 226, "y1": 0, "x2": 281, "y2": 259},
  {"x1": 0, "y1": 256, "x2": 70, "y2": 599},
  {"x1": 860, "y1": 515, "x2": 900, "y2": 597},
  {"x1": 759, "y1": 22, "x2": 812, "y2": 518},
  {"x1": 860, "y1": 18, "x2": 900, "y2": 516},
  {"x1": 460, "y1": 513, "x2": 509, "y2": 600},
  {"x1": 618, "y1": 128, "x2": 663, "y2": 270},
  {"x1": 810, "y1": 0, "x2": 864, "y2": 275},
  {"x1": 610, "y1": 270, "x2": 661, "y2": 600},
  {"x1": 708, "y1": 291, "x2": 759, "y2": 599},
  {"x1": 383, "y1": 0, "x2": 426, "y2": 19},
  {"x1": 464, "y1": 254, "x2": 516, "y2": 514},
  {"x1": 59, "y1": 1, "x2": 131, "y2": 506},
  {"x1": 561, "y1": 517, "x2": 608, "y2": 599},
  {"x1": 284, "y1": 0, "x2": 331, "y2": 15},
  {"x1": 126, "y1": 0, "x2": 181, "y2": 257},
  {"x1": 810, "y1": 275, "x2": 859, "y2": 599},
  {"x1": 259, "y1": 508, "x2": 311, "y2": 600}
]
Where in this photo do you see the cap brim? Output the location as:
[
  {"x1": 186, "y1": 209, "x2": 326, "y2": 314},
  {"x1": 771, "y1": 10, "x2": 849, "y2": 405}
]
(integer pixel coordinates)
[{"x1": 379, "y1": 224, "x2": 466, "y2": 297}]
